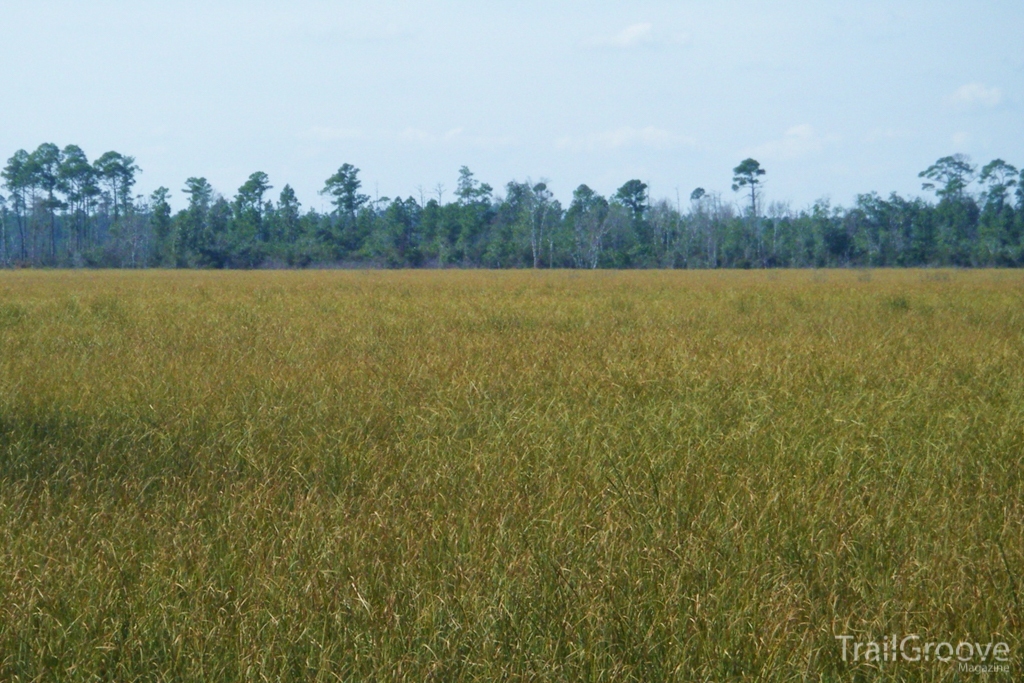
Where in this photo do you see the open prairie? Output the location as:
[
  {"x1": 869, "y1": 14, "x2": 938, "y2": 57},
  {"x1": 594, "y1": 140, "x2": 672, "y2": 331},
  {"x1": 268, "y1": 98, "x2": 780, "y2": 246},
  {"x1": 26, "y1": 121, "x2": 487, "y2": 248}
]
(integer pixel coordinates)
[{"x1": 0, "y1": 269, "x2": 1021, "y2": 680}]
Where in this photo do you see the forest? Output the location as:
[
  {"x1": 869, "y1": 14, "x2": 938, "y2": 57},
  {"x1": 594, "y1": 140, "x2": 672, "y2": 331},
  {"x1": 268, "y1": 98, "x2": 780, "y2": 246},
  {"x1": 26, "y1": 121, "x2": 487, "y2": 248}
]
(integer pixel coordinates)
[{"x1": 2, "y1": 144, "x2": 1022, "y2": 269}]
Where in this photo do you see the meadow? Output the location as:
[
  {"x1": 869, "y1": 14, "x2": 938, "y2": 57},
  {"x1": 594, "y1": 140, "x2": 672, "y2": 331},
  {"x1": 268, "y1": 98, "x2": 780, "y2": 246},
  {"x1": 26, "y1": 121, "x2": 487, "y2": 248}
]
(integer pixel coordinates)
[{"x1": 0, "y1": 269, "x2": 1020, "y2": 681}]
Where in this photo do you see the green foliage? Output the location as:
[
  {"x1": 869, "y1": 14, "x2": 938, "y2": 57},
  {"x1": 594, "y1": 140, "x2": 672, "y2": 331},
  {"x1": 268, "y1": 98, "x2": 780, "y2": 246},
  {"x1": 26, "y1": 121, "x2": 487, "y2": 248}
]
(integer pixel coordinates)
[
  {"x1": 732, "y1": 158, "x2": 765, "y2": 219},
  {"x1": 455, "y1": 165, "x2": 493, "y2": 205},
  {"x1": 321, "y1": 163, "x2": 368, "y2": 218},
  {"x1": 979, "y1": 159, "x2": 1018, "y2": 208},
  {"x1": 148, "y1": 187, "x2": 173, "y2": 266},
  {"x1": 614, "y1": 179, "x2": 647, "y2": 220},
  {"x1": 93, "y1": 150, "x2": 140, "y2": 221},
  {"x1": 919, "y1": 154, "x2": 975, "y2": 200},
  {"x1": 567, "y1": 184, "x2": 610, "y2": 269},
  {"x1": 1, "y1": 147, "x2": 1024, "y2": 268}
]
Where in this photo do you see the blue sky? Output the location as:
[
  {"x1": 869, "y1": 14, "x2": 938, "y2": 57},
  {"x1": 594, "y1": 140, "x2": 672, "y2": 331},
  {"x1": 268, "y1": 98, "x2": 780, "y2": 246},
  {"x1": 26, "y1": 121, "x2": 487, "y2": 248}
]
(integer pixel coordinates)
[{"x1": 2, "y1": 0, "x2": 1021, "y2": 211}]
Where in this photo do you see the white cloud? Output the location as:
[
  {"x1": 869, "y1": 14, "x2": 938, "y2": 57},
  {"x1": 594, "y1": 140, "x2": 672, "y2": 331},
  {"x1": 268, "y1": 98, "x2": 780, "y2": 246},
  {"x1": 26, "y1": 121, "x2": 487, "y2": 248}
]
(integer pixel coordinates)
[
  {"x1": 556, "y1": 126, "x2": 695, "y2": 152},
  {"x1": 951, "y1": 131, "x2": 971, "y2": 147},
  {"x1": 747, "y1": 124, "x2": 836, "y2": 161},
  {"x1": 603, "y1": 22, "x2": 653, "y2": 47},
  {"x1": 948, "y1": 83, "x2": 1003, "y2": 109},
  {"x1": 585, "y1": 23, "x2": 689, "y2": 49}
]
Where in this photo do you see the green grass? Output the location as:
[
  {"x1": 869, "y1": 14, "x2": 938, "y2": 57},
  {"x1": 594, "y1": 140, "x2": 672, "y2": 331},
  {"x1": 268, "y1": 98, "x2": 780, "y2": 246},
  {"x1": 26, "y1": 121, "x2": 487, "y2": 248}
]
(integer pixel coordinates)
[{"x1": 0, "y1": 269, "x2": 1020, "y2": 681}]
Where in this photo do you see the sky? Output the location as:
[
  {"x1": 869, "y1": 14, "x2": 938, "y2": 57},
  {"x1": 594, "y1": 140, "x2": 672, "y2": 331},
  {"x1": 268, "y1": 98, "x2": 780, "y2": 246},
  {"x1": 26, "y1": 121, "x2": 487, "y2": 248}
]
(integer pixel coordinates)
[{"x1": 1, "y1": 0, "x2": 1022, "y2": 212}]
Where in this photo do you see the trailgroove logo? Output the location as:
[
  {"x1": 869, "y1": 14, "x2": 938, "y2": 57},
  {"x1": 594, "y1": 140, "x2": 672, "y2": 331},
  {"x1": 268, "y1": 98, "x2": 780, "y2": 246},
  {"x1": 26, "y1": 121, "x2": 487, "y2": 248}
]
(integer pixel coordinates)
[{"x1": 836, "y1": 635, "x2": 1011, "y2": 673}]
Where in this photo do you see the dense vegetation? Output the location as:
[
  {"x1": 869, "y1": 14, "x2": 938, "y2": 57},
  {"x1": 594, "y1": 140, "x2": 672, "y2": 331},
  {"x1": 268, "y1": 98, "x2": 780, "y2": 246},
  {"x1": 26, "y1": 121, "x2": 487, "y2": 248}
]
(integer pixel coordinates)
[
  {"x1": 2, "y1": 146, "x2": 1023, "y2": 269},
  {"x1": 0, "y1": 270, "x2": 1020, "y2": 680}
]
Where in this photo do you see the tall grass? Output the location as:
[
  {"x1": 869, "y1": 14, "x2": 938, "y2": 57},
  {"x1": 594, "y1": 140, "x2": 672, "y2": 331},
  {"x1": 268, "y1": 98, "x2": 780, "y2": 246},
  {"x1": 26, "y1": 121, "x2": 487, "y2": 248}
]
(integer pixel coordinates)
[{"x1": 0, "y1": 269, "x2": 1020, "y2": 681}]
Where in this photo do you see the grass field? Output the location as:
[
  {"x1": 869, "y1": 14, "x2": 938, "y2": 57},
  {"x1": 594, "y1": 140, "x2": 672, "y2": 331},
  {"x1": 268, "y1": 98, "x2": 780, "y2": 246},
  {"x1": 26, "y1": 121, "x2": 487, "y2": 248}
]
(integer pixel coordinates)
[{"x1": 0, "y1": 269, "x2": 1021, "y2": 681}]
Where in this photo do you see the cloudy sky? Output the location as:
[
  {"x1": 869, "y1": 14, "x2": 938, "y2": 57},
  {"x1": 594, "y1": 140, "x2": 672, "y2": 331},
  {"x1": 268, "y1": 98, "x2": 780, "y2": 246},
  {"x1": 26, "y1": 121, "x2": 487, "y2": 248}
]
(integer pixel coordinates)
[{"x1": 2, "y1": 0, "x2": 1021, "y2": 211}]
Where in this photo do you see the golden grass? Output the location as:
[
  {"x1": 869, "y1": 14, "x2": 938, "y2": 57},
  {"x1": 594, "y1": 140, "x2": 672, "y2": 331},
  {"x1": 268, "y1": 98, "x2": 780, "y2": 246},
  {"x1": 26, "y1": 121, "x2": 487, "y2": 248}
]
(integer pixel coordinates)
[{"x1": 0, "y1": 269, "x2": 1021, "y2": 681}]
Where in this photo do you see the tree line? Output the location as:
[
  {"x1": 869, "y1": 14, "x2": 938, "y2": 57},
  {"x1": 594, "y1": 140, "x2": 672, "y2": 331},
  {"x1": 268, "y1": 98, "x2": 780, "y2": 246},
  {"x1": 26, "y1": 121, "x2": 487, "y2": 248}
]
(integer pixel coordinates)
[{"x1": 2, "y1": 145, "x2": 1023, "y2": 269}]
